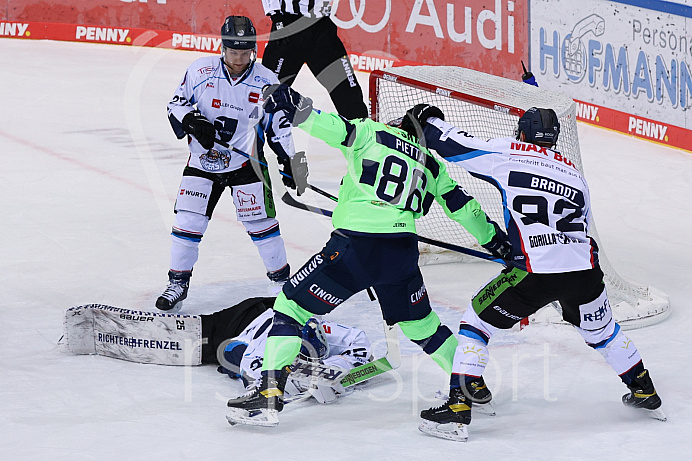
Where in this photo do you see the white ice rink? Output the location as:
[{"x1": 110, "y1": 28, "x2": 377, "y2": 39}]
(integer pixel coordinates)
[{"x1": 2, "y1": 39, "x2": 691, "y2": 459}]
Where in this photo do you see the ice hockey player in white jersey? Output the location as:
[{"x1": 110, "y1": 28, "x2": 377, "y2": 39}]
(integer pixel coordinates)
[
  {"x1": 405, "y1": 104, "x2": 665, "y2": 441},
  {"x1": 219, "y1": 309, "x2": 372, "y2": 404},
  {"x1": 157, "y1": 15, "x2": 309, "y2": 311}
]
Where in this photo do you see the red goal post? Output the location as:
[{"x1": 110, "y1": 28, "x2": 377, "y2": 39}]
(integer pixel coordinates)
[{"x1": 368, "y1": 66, "x2": 670, "y2": 330}]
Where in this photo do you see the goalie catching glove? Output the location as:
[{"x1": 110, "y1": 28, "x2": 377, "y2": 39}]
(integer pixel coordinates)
[
  {"x1": 279, "y1": 151, "x2": 308, "y2": 195},
  {"x1": 182, "y1": 110, "x2": 216, "y2": 150},
  {"x1": 263, "y1": 84, "x2": 313, "y2": 125},
  {"x1": 482, "y1": 221, "x2": 513, "y2": 262}
]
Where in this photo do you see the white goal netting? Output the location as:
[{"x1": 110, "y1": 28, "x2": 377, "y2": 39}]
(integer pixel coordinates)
[{"x1": 370, "y1": 66, "x2": 669, "y2": 329}]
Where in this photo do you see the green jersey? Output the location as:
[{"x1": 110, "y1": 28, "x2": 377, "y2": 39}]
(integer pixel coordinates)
[{"x1": 298, "y1": 110, "x2": 495, "y2": 244}]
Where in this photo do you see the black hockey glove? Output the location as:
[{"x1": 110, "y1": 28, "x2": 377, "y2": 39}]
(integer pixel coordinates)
[
  {"x1": 182, "y1": 110, "x2": 216, "y2": 150},
  {"x1": 279, "y1": 151, "x2": 309, "y2": 195},
  {"x1": 400, "y1": 104, "x2": 445, "y2": 139},
  {"x1": 482, "y1": 221, "x2": 513, "y2": 262},
  {"x1": 263, "y1": 84, "x2": 313, "y2": 126}
]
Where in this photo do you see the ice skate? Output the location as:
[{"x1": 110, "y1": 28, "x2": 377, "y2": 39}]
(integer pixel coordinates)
[
  {"x1": 419, "y1": 387, "x2": 471, "y2": 442},
  {"x1": 622, "y1": 369, "x2": 666, "y2": 421},
  {"x1": 464, "y1": 376, "x2": 495, "y2": 416},
  {"x1": 436, "y1": 376, "x2": 495, "y2": 416},
  {"x1": 267, "y1": 264, "x2": 290, "y2": 295},
  {"x1": 227, "y1": 366, "x2": 291, "y2": 427},
  {"x1": 156, "y1": 270, "x2": 190, "y2": 311}
]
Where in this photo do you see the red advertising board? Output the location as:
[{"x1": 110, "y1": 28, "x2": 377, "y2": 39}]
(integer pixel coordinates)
[
  {"x1": 2, "y1": 0, "x2": 528, "y2": 78},
  {"x1": 333, "y1": 0, "x2": 528, "y2": 78}
]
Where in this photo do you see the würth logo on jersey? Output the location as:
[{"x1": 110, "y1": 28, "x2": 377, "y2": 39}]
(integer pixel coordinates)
[
  {"x1": 248, "y1": 92, "x2": 260, "y2": 103},
  {"x1": 180, "y1": 189, "x2": 208, "y2": 199},
  {"x1": 212, "y1": 99, "x2": 221, "y2": 108}
]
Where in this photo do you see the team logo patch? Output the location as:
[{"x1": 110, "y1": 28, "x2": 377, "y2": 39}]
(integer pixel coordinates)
[{"x1": 199, "y1": 148, "x2": 231, "y2": 171}]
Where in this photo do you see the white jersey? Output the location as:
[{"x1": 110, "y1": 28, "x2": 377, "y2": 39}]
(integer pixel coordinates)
[
  {"x1": 262, "y1": 0, "x2": 333, "y2": 17},
  {"x1": 424, "y1": 118, "x2": 598, "y2": 274},
  {"x1": 231, "y1": 310, "x2": 372, "y2": 383},
  {"x1": 167, "y1": 56, "x2": 295, "y2": 174}
]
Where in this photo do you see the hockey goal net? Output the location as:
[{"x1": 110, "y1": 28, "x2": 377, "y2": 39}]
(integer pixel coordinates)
[{"x1": 369, "y1": 66, "x2": 670, "y2": 330}]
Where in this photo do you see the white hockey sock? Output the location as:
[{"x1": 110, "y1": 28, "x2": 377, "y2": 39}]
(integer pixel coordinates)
[
  {"x1": 170, "y1": 235, "x2": 199, "y2": 272},
  {"x1": 595, "y1": 327, "x2": 643, "y2": 375},
  {"x1": 451, "y1": 337, "x2": 490, "y2": 378},
  {"x1": 253, "y1": 234, "x2": 288, "y2": 273},
  {"x1": 169, "y1": 210, "x2": 208, "y2": 272}
]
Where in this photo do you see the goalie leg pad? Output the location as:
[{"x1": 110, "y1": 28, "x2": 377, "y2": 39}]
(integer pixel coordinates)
[{"x1": 63, "y1": 304, "x2": 203, "y2": 365}]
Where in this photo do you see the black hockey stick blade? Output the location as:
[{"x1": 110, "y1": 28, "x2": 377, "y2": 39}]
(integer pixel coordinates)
[
  {"x1": 306, "y1": 184, "x2": 338, "y2": 202},
  {"x1": 417, "y1": 235, "x2": 505, "y2": 264},
  {"x1": 281, "y1": 192, "x2": 334, "y2": 217}
]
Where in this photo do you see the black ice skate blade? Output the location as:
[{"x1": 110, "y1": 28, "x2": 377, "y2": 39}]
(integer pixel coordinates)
[
  {"x1": 226, "y1": 408, "x2": 279, "y2": 427},
  {"x1": 418, "y1": 420, "x2": 469, "y2": 442}
]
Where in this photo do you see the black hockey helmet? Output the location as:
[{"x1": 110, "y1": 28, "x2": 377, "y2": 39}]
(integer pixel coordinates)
[
  {"x1": 221, "y1": 15, "x2": 256, "y2": 50},
  {"x1": 516, "y1": 107, "x2": 560, "y2": 146}
]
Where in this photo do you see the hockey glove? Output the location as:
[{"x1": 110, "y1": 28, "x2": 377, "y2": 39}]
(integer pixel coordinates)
[
  {"x1": 482, "y1": 221, "x2": 513, "y2": 261},
  {"x1": 263, "y1": 83, "x2": 313, "y2": 125},
  {"x1": 182, "y1": 110, "x2": 216, "y2": 150},
  {"x1": 278, "y1": 151, "x2": 309, "y2": 195},
  {"x1": 400, "y1": 104, "x2": 445, "y2": 139}
]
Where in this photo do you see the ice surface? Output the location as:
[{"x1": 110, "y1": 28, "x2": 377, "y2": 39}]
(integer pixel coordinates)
[{"x1": 1, "y1": 39, "x2": 691, "y2": 460}]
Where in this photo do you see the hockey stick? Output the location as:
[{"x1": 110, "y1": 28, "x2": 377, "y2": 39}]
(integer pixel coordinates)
[
  {"x1": 212, "y1": 139, "x2": 333, "y2": 199},
  {"x1": 288, "y1": 321, "x2": 401, "y2": 389},
  {"x1": 341, "y1": 321, "x2": 401, "y2": 387},
  {"x1": 212, "y1": 141, "x2": 378, "y2": 299},
  {"x1": 281, "y1": 191, "x2": 506, "y2": 265}
]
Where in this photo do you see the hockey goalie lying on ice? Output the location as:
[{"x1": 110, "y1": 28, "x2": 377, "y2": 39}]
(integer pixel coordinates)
[{"x1": 62, "y1": 296, "x2": 372, "y2": 405}]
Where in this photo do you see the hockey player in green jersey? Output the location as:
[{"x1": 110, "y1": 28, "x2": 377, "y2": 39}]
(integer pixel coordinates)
[{"x1": 226, "y1": 84, "x2": 512, "y2": 427}]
